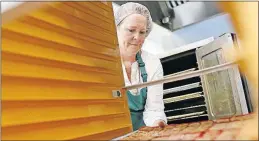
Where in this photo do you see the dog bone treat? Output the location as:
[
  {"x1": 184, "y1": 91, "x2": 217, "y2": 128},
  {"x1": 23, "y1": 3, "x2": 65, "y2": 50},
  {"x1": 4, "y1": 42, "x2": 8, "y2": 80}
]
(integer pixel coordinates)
[{"x1": 119, "y1": 114, "x2": 254, "y2": 140}]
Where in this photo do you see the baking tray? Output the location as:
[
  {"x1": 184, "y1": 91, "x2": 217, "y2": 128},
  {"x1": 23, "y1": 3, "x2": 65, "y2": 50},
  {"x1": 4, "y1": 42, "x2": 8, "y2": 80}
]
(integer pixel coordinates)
[
  {"x1": 167, "y1": 111, "x2": 206, "y2": 120},
  {"x1": 164, "y1": 68, "x2": 197, "y2": 78},
  {"x1": 164, "y1": 82, "x2": 201, "y2": 95},
  {"x1": 164, "y1": 91, "x2": 203, "y2": 104},
  {"x1": 111, "y1": 130, "x2": 138, "y2": 141},
  {"x1": 165, "y1": 104, "x2": 206, "y2": 113}
]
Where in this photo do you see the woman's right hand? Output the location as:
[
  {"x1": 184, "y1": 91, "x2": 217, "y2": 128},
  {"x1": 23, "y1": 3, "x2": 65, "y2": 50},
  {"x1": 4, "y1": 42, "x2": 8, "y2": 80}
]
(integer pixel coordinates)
[{"x1": 153, "y1": 120, "x2": 166, "y2": 128}]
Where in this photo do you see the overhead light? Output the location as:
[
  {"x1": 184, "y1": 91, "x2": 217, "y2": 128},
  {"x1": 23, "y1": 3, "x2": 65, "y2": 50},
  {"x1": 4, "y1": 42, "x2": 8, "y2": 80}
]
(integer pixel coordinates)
[{"x1": 162, "y1": 16, "x2": 172, "y2": 24}]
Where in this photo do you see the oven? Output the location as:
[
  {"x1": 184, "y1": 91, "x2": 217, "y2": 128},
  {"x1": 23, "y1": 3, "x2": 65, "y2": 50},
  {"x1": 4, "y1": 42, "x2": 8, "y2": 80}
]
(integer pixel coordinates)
[{"x1": 160, "y1": 33, "x2": 253, "y2": 124}]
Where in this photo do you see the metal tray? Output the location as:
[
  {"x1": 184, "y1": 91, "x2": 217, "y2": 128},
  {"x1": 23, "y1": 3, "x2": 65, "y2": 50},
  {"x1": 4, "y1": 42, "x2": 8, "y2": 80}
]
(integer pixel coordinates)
[
  {"x1": 167, "y1": 111, "x2": 206, "y2": 121},
  {"x1": 164, "y1": 82, "x2": 201, "y2": 95},
  {"x1": 111, "y1": 130, "x2": 138, "y2": 141},
  {"x1": 164, "y1": 68, "x2": 197, "y2": 79},
  {"x1": 165, "y1": 104, "x2": 206, "y2": 113},
  {"x1": 168, "y1": 114, "x2": 208, "y2": 121},
  {"x1": 164, "y1": 91, "x2": 203, "y2": 104}
]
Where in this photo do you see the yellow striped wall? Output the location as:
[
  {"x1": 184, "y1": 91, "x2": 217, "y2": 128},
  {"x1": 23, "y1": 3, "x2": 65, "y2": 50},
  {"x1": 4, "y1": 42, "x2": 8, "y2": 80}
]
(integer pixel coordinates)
[{"x1": 2, "y1": 2, "x2": 132, "y2": 140}]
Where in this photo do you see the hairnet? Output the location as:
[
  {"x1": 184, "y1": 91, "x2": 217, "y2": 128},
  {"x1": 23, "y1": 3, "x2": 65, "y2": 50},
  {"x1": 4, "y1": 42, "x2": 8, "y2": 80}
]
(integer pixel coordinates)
[{"x1": 114, "y1": 2, "x2": 153, "y2": 36}]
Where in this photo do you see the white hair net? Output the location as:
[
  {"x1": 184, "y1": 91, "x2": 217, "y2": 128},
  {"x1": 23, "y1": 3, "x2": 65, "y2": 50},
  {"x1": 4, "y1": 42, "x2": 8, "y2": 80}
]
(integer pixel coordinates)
[{"x1": 114, "y1": 2, "x2": 153, "y2": 36}]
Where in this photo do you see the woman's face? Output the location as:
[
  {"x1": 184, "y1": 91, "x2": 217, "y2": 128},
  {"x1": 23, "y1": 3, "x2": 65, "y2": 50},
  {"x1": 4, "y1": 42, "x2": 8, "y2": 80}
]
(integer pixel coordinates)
[{"x1": 117, "y1": 14, "x2": 147, "y2": 55}]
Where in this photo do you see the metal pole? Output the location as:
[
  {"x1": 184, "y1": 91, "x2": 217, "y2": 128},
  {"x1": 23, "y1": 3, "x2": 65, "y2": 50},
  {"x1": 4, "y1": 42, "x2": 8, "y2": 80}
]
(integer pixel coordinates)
[{"x1": 123, "y1": 61, "x2": 237, "y2": 91}]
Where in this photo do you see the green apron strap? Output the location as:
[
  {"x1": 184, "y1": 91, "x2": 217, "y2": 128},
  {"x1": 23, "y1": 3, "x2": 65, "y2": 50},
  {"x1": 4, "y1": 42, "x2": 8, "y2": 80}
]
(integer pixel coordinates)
[
  {"x1": 136, "y1": 52, "x2": 148, "y2": 88},
  {"x1": 127, "y1": 51, "x2": 148, "y2": 131}
]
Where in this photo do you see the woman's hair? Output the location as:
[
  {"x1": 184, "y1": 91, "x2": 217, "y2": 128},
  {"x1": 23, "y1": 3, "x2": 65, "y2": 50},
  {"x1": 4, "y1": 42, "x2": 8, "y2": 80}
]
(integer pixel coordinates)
[{"x1": 114, "y1": 2, "x2": 153, "y2": 36}]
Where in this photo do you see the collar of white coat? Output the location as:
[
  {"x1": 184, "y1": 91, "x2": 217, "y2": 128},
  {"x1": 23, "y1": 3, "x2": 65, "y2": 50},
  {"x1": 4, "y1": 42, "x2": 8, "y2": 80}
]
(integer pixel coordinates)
[{"x1": 121, "y1": 51, "x2": 148, "y2": 94}]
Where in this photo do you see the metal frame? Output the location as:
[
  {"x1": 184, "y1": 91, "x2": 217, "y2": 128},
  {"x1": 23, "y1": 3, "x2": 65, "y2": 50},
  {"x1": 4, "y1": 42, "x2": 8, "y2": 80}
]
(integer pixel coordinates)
[{"x1": 196, "y1": 33, "x2": 248, "y2": 120}]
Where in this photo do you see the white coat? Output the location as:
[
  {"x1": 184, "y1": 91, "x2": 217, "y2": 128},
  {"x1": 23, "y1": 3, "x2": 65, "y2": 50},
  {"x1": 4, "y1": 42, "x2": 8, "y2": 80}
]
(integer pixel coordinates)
[{"x1": 121, "y1": 50, "x2": 167, "y2": 126}]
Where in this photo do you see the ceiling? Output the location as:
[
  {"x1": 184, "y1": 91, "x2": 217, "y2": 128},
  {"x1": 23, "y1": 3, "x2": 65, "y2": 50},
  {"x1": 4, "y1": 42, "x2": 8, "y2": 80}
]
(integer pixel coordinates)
[{"x1": 114, "y1": 1, "x2": 221, "y2": 31}]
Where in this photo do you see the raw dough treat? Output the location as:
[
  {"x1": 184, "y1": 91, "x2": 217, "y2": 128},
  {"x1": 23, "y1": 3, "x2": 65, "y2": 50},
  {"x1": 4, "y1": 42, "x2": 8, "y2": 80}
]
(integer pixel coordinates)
[
  {"x1": 142, "y1": 127, "x2": 164, "y2": 137},
  {"x1": 215, "y1": 128, "x2": 241, "y2": 140},
  {"x1": 170, "y1": 128, "x2": 185, "y2": 135},
  {"x1": 152, "y1": 136, "x2": 170, "y2": 140},
  {"x1": 170, "y1": 127, "x2": 183, "y2": 134},
  {"x1": 173, "y1": 123, "x2": 189, "y2": 131},
  {"x1": 174, "y1": 123, "x2": 189, "y2": 128},
  {"x1": 146, "y1": 131, "x2": 161, "y2": 138},
  {"x1": 141, "y1": 130, "x2": 161, "y2": 139},
  {"x1": 159, "y1": 130, "x2": 173, "y2": 137},
  {"x1": 161, "y1": 123, "x2": 188, "y2": 135},
  {"x1": 230, "y1": 116, "x2": 244, "y2": 121},
  {"x1": 151, "y1": 126, "x2": 164, "y2": 132},
  {"x1": 158, "y1": 128, "x2": 175, "y2": 136},
  {"x1": 181, "y1": 122, "x2": 201, "y2": 134},
  {"x1": 168, "y1": 134, "x2": 185, "y2": 140},
  {"x1": 209, "y1": 122, "x2": 228, "y2": 130},
  {"x1": 120, "y1": 131, "x2": 154, "y2": 140},
  {"x1": 188, "y1": 122, "x2": 201, "y2": 127},
  {"x1": 243, "y1": 113, "x2": 255, "y2": 120},
  {"x1": 120, "y1": 114, "x2": 255, "y2": 140},
  {"x1": 164, "y1": 125, "x2": 175, "y2": 129},
  {"x1": 197, "y1": 121, "x2": 213, "y2": 132},
  {"x1": 139, "y1": 126, "x2": 154, "y2": 132},
  {"x1": 225, "y1": 121, "x2": 244, "y2": 129},
  {"x1": 195, "y1": 130, "x2": 222, "y2": 140},
  {"x1": 214, "y1": 117, "x2": 230, "y2": 123},
  {"x1": 230, "y1": 114, "x2": 255, "y2": 121},
  {"x1": 181, "y1": 133, "x2": 201, "y2": 140}
]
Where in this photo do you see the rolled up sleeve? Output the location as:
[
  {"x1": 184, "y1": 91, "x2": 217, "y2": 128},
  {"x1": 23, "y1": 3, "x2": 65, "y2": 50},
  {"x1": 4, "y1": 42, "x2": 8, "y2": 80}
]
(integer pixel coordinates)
[{"x1": 143, "y1": 61, "x2": 167, "y2": 126}]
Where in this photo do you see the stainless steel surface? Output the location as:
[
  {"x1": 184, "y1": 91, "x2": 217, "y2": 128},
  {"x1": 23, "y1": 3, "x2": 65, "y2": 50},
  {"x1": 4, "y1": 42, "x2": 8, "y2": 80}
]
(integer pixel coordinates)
[
  {"x1": 169, "y1": 2, "x2": 221, "y2": 31},
  {"x1": 123, "y1": 61, "x2": 236, "y2": 91},
  {"x1": 159, "y1": 37, "x2": 214, "y2": 59},
  {"x1": 196, "y1": 33, "x2": 245, "y2": 120},
  {"x1": 164, "y1": 92, "x2": 203, "y2": 104},
  {"x1": 164, "y1": 82, "x2": 201, "y2": 95},
  {"x1": 232, "y1": 63, "x2": 249, "y2": 114},
  {"x1": 114, "y1": 1, "x2": 221, "y2": 31}
]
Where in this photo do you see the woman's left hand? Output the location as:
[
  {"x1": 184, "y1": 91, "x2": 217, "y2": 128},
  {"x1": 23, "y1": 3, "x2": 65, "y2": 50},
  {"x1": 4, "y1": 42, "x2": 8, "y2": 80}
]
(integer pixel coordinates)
[{"x1": 153, "y1": 120, "x2": 166, "y2": 128}]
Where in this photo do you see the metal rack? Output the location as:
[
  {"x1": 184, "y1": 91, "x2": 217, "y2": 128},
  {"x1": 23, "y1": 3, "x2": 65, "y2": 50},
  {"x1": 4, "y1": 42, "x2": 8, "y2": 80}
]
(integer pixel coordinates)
[
  {"x1": 120, "y1": 60, "x2": 237, "y2": 125},
  {"x1": 164, "y1": 92, "x2": 203, "y2": 104},
  {"x1": 159, "y1": 33, "x2": 250, "y2": 124},
  {"x1": 167, "y1": 111, "x2": 206, "y2": 121},
  {"x1": 120, "y1": 33, "x2": 251, "y2": 125},
  {"x1": 163, "y1": 82, "x2": 201, "y2": 95}
]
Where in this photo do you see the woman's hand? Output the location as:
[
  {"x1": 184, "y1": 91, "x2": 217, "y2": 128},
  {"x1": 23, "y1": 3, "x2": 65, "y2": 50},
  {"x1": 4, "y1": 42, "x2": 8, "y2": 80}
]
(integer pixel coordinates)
[{"x1": 153, "y1": 120, "x2": 166, "y2": 128}]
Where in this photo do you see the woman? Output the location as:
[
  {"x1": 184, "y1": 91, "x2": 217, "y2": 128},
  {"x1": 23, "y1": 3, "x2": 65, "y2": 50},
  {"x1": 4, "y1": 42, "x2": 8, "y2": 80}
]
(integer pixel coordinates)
[{"x1": 115, "y1": 2, "x2": 167, "y2": 131}]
